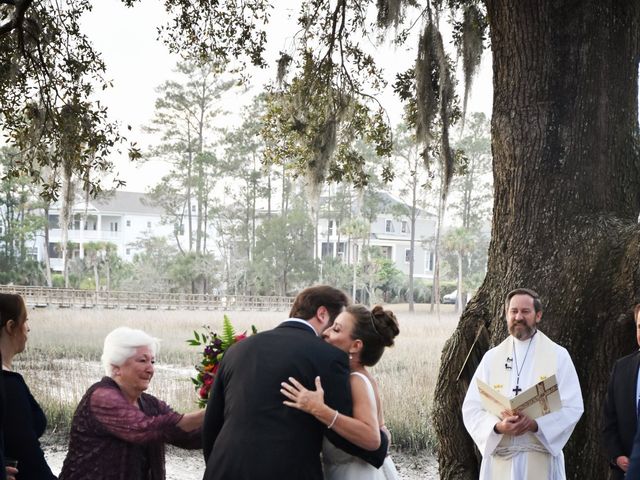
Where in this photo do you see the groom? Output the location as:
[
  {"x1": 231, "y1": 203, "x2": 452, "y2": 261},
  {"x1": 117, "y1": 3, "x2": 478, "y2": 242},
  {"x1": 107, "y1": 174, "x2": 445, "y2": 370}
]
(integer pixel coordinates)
[{"x1": 202, "y1": 285, "x2": 388, "y2": 480}]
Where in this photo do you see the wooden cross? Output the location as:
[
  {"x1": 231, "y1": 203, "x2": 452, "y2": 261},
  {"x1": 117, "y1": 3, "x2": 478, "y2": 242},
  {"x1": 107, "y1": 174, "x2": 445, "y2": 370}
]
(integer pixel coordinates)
[
  {"x1": 516, "y1": 380, "x2": 559, "y2": 415},
  {"x1": 535, "y1": 382, "x2": 553, "y2": 415}
]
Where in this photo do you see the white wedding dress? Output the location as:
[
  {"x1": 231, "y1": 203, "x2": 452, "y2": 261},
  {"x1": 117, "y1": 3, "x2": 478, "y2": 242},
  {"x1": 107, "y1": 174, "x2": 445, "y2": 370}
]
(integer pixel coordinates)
[{"x1": 322, "y1": 372, "x2": 400, "y2": 480}]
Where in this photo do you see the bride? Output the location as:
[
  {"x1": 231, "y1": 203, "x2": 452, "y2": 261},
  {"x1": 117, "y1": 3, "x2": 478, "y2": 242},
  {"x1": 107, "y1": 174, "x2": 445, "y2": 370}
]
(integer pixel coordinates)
[{"x1": 281, "y1": 304, "x2": 400, "y2": 480}]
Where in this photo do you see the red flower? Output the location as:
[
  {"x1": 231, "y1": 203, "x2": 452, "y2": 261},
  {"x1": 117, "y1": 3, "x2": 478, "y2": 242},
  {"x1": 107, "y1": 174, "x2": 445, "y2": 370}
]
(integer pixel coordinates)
[{"x1": 199, "y1": 385, "x2": 209, "y2": 399}]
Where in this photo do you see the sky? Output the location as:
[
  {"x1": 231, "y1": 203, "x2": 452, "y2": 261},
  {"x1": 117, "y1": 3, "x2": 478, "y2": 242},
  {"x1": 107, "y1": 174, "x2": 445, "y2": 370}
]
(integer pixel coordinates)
[{"x1": 82, "y1": 1, "x2": 494, "y2": 193}]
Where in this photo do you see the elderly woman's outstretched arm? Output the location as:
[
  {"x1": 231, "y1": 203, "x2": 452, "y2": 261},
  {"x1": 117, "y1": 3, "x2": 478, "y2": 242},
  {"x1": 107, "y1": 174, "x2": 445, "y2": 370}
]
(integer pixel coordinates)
[{"x1": 89, "y1": 385, "x2": 203, "y2": 445}]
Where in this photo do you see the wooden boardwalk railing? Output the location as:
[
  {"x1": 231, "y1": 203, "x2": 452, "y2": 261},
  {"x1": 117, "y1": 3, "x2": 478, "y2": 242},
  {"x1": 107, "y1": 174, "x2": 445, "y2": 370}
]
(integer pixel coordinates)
[{"x1": 0, "y1": 285, "x2": 294, "y2": 311}]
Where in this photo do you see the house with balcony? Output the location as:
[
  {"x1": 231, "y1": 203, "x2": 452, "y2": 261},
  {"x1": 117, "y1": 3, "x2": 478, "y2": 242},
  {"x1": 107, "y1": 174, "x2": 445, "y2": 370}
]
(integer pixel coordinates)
[
  {"x1": 40, "y1": 191, "x2": 188, "y2": 271},
  {"x1": 317, "y1": 191, "x2": 437, "y2": 279}
]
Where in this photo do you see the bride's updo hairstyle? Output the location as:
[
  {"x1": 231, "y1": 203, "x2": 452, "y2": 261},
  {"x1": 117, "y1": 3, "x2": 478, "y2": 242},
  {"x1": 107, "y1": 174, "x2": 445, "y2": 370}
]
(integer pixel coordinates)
[
  {"x1": 348, "y1": 305, "x2": 399, "y2": 367},
  {"x1": 101, "y1": 327, "x2": 160, "y2": 376}
]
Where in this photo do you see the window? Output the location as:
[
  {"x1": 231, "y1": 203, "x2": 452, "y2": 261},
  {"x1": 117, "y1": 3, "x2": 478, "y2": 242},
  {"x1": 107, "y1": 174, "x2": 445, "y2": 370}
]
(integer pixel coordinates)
[
  {"x1": 380, "y1": 246, "x2": 393, "y2": 259},
  {"x1": 48, "y1": 215, "x2": 60, "y2": 229},
  {"x1": 426, "y1": 252, "x2": 435, "y2": 272},
  {"x1": 385, "y1": 220, "x2": 394, "y2": 233},
  {"x1": 405, "y1": 249, "x2": 412, "y2": 263},
  {"x1": 191, "y1": 205, "x2": 196, "y2": 213},
  {"x1": 72, "y1": 215, "x2": 81, "y2": 230},
  {"x1": 337, "y1": 242, "x2": 346, "y2": 258},
  {"x1": 126, "y1": 220, "x2": 131, "y2": 227},
  {"x1": 48, "y1": 243, "x2": 60, "y2": 258},
  {"x1": 321, "y1": 242, "x2": 334, "y2": 258},
  {"x1": 401, "y1": 221, "x2": 409, "y2": 233},
  {"x1": 126, "y1": 248, "x2": 131, "y2": 255},
  {"x1": 147, "y1": 221, "x2": 152, "y2": 228},
  {"x1": 110, "y1": 222, "x2": 118, "y2": 232},
  {"x1": 328, "y1": 220, "x2": 334, "y2": 236},
  {"x1": 175, "y1": 224, "x2": 185, "y2": 236}
]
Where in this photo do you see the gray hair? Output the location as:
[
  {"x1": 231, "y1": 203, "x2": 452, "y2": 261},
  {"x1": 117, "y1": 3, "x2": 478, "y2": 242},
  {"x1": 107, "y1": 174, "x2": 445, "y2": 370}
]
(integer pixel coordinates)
[{"x1": 101, "y1": 327, "x2": 160, "y2": 376}]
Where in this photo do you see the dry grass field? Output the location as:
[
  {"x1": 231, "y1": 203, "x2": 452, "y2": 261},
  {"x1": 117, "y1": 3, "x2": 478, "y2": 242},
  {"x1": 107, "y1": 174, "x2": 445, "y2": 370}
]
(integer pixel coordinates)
[{"x1": 19, "y1": 304, "x2": 460, "y2": 454}]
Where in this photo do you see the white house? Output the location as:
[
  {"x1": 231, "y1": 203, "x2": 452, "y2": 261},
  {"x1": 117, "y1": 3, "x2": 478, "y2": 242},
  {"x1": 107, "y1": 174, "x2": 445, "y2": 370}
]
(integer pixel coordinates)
[
  {"x1": 317, "y1": 191, "x2": 437, "y2": 279},
  {"x1": 40, "y1": 191, "x2": 188, "y2": 271}
]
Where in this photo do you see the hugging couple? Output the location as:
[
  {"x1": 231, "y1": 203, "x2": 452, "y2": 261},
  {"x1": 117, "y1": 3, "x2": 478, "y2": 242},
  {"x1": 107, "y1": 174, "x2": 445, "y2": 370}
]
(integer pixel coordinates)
[{"x1": 203, "y1": 285, "x2": 400, "y2": 480}]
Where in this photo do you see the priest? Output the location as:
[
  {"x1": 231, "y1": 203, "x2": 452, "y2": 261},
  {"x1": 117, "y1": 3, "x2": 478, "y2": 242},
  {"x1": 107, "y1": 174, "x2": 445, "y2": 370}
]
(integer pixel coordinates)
[{"x1": 462, "y1": 288, "x2": 584, "y2": 479}]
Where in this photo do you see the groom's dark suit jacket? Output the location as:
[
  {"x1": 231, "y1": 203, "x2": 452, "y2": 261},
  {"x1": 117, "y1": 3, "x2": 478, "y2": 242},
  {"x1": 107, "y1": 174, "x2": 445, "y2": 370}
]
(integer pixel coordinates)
[
  {"x1": 202, "y1": 320, "x2": 388, "y2": 480},
  {"x1": 602, "y1": 350, "x2": 640, "y2": 479}
]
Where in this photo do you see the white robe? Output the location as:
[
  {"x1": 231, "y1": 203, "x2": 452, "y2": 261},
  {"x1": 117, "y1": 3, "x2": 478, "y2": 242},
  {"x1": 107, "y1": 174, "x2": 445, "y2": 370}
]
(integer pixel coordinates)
[{"x1": 462, "y1": 331, "x2": 584, "y2": 479}]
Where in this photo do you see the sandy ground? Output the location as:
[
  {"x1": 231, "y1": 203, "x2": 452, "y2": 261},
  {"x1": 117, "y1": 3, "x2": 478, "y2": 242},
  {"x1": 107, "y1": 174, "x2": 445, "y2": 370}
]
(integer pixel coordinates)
[{"x1": 44, "y1": 444, "x2": 439, "y2": 479}]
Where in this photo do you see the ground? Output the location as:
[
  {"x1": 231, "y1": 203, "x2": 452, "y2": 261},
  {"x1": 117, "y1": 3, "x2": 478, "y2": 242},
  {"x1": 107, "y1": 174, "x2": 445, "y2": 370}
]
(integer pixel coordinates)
[{"x1": 44, "y1": 442, "x2": 440, "y2": 479}]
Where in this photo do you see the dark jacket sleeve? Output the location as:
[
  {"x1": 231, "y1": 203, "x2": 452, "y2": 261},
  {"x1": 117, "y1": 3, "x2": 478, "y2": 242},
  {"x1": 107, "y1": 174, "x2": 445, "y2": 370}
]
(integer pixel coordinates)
[
  {"x1": 626, "y1": 416, "x2": 640, "y2": 478},
  {"x1": 3, "y1": 373, "x2": 57, "y2": 479},
  {"x1": 0, "y1": 361, "x2": 6, "y2": 480},
  {"x1": 203, "y1": 361, "x2": 226, "y2": 462},
  {"x1": 321, "y1": 354, "x2": 389, "y2": 468},
  {"x1": 602, "y1": 361, "x2": 625, "y2": 466}
]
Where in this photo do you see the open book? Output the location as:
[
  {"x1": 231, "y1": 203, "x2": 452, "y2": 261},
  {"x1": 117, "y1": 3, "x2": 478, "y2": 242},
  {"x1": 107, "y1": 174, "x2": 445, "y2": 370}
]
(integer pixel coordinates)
[{"x1": 476, "y1": 374, "x2": 561, "y2": 420}]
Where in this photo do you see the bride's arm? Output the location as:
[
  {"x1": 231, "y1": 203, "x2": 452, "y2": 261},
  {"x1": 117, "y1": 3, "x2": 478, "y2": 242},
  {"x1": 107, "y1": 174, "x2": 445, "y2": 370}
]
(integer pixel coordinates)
[
  {"x1": 370, "y1": 377, "x2": 392, "y2": 445},
  {"x1": 281, "y1": 376, "x2": 381, "y2": 450}
]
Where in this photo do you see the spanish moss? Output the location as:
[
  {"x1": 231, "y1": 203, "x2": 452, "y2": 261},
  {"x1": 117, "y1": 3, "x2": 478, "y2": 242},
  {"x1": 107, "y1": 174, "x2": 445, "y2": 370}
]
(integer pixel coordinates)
[
  {"x1": 459, "y1": 4, "x2": 485, "y2": 125},
  {"x1": 433, "y1": 24, "x2": 455, "y2": 198},
  {"x1": 415, "y1": 21, "x2": 439, "y2": 145},
  {"x1": 376, "y1": 0, "x2": 406, "y2": 29},
  {"x1": 276, "y1": 52, "x2": 292, "y2": 86}
]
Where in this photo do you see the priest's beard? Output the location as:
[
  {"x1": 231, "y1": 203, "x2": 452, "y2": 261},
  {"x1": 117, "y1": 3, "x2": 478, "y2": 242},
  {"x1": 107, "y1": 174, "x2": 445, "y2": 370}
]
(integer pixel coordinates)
[{"x1": 509, "y1": 321, "x2": 536, "y2": 340}]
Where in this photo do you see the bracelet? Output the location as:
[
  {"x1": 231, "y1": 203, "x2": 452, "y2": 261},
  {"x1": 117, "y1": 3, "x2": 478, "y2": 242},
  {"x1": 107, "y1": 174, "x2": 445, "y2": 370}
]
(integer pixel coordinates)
[
  {"x1": 493, "y1": 424, "x2": 500, "y2": 434},
  {"x1": 327, "y1": 409, "x2": 339, "y2": 429}
]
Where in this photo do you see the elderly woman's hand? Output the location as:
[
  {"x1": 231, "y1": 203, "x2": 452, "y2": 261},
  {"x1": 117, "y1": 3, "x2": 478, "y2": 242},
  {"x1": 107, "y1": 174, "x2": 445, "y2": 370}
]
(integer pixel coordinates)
[{"x1": 280, "y1": 376, "x2": 326, "y2": 417}]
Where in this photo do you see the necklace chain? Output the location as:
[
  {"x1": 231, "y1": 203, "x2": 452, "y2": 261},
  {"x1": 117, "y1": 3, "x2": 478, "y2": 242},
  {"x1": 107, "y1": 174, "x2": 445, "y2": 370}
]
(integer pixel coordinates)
[{"x1": 512, "y1": 330, "x2": 536, "y2": 386}]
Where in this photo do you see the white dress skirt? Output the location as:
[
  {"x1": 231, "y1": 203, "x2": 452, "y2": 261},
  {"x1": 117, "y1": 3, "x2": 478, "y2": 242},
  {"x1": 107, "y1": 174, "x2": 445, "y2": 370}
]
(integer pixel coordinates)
[{"x1": 322, "y1": 372, "x2": 400, "y2": 480}]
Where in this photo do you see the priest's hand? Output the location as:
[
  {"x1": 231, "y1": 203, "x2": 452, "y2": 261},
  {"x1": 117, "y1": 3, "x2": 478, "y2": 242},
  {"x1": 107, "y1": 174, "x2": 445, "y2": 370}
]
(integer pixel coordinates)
[
  {"x1": 495, "y1": 412, "x2": 538, "y2": 436},
  {"x1": 616, "y1": 455, "x2": 629, "y2": 472}
]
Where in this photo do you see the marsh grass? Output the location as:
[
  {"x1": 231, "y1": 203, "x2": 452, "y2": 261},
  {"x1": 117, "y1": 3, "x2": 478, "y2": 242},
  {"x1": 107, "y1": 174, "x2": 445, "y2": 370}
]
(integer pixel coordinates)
[{"x1": 19, "y1": 305, "x2": 458, "y2": 453}]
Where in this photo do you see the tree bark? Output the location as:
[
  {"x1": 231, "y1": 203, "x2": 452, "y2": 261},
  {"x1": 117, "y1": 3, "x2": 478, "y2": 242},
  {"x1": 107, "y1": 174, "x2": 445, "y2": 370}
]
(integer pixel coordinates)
[
  {"x1": 434, "y1": 1, "x2": 640, "y2": 479},
  {"x1": 42, "y1": 203, "x2": 52, "y2": 287},
  {"x1": 408, "y1": 162, "x2": 417, "y2": 312}
]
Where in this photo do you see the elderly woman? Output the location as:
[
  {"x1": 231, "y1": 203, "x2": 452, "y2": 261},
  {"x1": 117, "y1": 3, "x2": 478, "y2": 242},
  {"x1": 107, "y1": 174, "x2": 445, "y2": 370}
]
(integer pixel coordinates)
[
  {"x1": 0, "y1": 293, "x2": 56, "y2": 480},
  {"x1": 59, "y1": 327, "x2": 204, "y2": 480}
]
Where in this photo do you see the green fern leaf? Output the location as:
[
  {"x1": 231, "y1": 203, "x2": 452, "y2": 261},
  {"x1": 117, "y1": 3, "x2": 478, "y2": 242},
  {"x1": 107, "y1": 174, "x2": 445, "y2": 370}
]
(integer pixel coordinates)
[{"x1": 221, "y1": 314, "x2": 236, "y2": 349}]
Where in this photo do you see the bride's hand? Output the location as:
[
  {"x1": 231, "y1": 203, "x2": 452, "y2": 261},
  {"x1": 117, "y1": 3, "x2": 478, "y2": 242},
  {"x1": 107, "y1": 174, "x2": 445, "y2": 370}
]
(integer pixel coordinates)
[{"x1": 281, "y1": 376, "x2": 326, "y2": 415}]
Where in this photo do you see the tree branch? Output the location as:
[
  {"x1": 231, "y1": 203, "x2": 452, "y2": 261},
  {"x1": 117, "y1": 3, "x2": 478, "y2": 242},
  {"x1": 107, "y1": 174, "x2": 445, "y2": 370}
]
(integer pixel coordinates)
[{"x1": 0, "y1": 0, "x2": 33, "y2": 37}]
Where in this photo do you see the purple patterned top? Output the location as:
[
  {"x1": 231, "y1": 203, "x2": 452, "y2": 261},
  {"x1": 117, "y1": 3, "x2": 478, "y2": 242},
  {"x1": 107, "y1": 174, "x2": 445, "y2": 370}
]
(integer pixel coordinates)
[{"x1": 59, "y1": 377, "x2": 201, "y2": 480}]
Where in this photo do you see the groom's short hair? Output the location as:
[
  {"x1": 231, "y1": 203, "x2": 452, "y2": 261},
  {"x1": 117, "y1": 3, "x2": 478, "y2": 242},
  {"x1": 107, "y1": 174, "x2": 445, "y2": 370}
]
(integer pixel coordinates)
[{"x1": 289, "y1": 285, "x2": 350, "y2": 323}]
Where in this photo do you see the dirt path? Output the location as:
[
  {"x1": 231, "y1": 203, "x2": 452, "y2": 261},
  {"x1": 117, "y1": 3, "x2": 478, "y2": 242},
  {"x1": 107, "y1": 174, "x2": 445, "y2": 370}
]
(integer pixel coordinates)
[{"x1": 44, "y1": 444, "x2": 439, "y2": 479}]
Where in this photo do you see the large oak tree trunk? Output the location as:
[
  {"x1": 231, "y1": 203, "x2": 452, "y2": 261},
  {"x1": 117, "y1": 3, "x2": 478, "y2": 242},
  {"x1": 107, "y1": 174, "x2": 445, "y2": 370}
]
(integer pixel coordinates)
[{"x1": 433, "y1": 1, "x2": 640, "y2": 479}]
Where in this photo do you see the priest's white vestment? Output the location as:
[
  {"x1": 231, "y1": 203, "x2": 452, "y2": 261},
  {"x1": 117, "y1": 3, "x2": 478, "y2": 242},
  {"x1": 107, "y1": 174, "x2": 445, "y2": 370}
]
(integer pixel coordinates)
[{"x1": 462, "y1": 330, "x2": 583, "y2": 479}]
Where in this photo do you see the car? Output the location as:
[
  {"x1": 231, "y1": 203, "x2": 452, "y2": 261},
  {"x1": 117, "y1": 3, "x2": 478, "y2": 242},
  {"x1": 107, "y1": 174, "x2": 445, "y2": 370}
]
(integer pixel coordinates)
[{"x1": 443, "y1": 289, "x2": 457, "y2": 304}]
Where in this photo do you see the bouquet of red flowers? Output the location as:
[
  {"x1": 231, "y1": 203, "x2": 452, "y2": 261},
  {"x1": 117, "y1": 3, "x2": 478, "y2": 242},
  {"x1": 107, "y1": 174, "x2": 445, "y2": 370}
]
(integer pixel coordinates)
[{"x1": 188, "y1": 315, "x2": 255, "y2": 407}]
